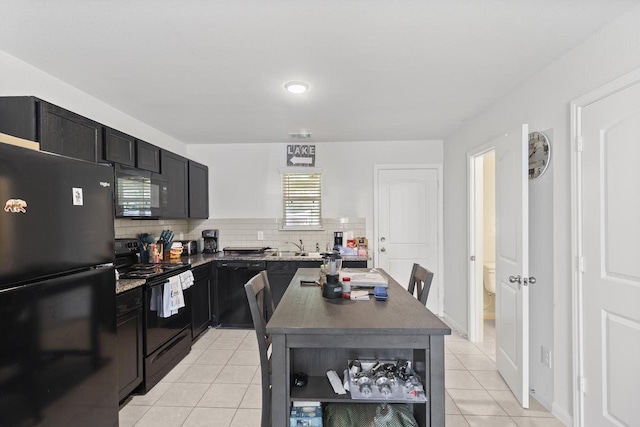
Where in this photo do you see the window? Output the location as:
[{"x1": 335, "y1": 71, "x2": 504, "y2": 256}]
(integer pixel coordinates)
[{"x1": 282, "y1": 172, "x2": 322, "y2": 229}]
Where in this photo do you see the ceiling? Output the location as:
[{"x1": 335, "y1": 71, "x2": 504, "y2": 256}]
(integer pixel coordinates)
[{"x1": 0, "y1": 0, "x2": 637, "y2": 144}]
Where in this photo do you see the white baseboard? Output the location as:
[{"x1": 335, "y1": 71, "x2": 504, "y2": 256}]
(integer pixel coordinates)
[
  {"x1": 441, "y1": 313, "x2": 468, "y2": 339},
  {"x1": 552, "y1": 402, "x2": 572, "y2": 427}
]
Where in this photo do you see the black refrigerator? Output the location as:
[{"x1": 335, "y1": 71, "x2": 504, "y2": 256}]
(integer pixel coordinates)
[{"x1": 0, "y1": 143, "x2": 118, "y2": 427}]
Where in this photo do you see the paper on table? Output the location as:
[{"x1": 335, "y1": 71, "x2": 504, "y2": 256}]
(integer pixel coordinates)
[{"x1": 350, "y1": 290, "x2": 370, "y2": 300}]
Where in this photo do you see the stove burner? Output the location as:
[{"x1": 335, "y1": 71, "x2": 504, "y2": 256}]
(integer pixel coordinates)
[{"x1": 118, "y1": 262, "x2": 189, "y2": 280}]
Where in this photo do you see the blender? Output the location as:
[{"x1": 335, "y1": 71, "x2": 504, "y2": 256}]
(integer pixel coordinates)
[{"x1": 322, "y1": 251, "x2": 343, "y2": 299}]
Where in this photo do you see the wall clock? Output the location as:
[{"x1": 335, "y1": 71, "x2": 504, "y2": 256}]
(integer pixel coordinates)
[{"x1": 528, "y1": 131, "x2": 551, "y2": 179}]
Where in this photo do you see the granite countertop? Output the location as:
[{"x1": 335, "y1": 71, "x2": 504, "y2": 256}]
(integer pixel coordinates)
[{"x1": 115, "y1": 251, "x2": 370, "y2": 294}]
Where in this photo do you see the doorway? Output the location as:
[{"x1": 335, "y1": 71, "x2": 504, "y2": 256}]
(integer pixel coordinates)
[
  {"x1": 572, "y1": 70, "x2": 640, "y2": 427},
  {"x1": 373, "y1": 164, "x2": 443, "y2": 316},
  {"x1": 468, "y1": 148, "x2": 496, "y2": 343}
]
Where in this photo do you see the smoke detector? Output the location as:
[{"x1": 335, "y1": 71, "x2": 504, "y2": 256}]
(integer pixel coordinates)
[{"x1": 288, "y1": 132, "x2": 312, "y2": 140}]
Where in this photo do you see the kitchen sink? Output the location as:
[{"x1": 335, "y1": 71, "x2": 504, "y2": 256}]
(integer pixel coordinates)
[
  {"x1": 270, "y1": 251, "x2": 307, "y2": 257},
  {"x1": 270, "y1": 251, "x2": 323, "y2": 258}
]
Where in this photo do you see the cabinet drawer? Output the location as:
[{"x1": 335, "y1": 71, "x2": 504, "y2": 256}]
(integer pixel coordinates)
[{"x1": 116, "y1": 287, "x2": 143, "y2": 317}]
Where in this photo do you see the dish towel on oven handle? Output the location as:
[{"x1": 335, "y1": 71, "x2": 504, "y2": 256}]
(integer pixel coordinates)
[
  {"x1": 161, "y1": 276, "x2": 185, "y2": 317},
  {"x1": 179, "y1": 270, "x2": 194, "y2": 290}
]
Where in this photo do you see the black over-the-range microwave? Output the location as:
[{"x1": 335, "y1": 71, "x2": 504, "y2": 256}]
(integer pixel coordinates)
[{"x1": 114, "y1": 164, "x2": 167, "y2": 218}]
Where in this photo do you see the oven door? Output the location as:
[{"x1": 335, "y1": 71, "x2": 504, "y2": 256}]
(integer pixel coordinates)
[
  {"x1": 144, "y1": 279, "x2": 191, "y2": 355},
  {"x1": 114, "y1": 164, "x2": 167, "y2": 218}
]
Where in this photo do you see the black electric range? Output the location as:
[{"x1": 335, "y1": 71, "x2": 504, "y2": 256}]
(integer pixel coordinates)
[{"x1": 114, "y1": 238, "x2": 193, "y2": 393}]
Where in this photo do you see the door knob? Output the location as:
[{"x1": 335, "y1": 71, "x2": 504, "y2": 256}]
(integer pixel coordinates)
[
  {"x1": 524, "y1": 276, "x2": 537, "y2": 285},
  {"x1": 380, "y1": 247, "x2": 386, "y2": 253},
  {"x1": 509, "y1": 275, "x2": 521, "y2": 284}
]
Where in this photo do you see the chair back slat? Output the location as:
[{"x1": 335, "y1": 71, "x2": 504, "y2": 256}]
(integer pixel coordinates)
[
  {"x1": 244, "y1": 270, "x2": 274, "y2": 427},
  {"x1": 407, "y1": 263, "x2": 434, "y2": 306}
]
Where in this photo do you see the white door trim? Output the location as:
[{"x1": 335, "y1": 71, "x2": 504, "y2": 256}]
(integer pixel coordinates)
[
  {"x1": 467, "y1": 143, "x2": 497, "y2": 342},
  {"x1": 570, "y1": 67, "x2": 640, "y2": 427},
  {"x1": 373, "y1": 163, "x2": 444, "y2": 316}
]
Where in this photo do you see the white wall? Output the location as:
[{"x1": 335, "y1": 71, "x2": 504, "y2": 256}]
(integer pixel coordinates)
[
  {"x1": 187, "y1": 140, "x2": 443, "y2": 239},
  {"x1": 0, "y1": 50, "x2": 186, "y2": 155},
  {"x1": 442, "y1": 5, "x2": 640, "y2": 423}
]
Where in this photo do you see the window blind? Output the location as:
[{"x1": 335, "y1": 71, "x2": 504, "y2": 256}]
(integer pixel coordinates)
[{"x1": 282, "y1": 172, "x2": 322, "y2": 228}]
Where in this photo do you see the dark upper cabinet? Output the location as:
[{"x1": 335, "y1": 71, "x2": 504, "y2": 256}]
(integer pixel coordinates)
[
  {"x1": 188, "y1": 160, "x2": 209, "y2": 219},
  {"x1": 161, "y1": 150, "x2": 188, "y2": 218},
  {"x1": 136, "y1": 140, "x2": 160, "y2": 173},
  {"x1": 104, "y1": 127, "x2": 135, "y2": 166},
  {"x1": 0, "y1": 96, "x2": 103, "y2": 163},
  {"x1": 104, "y1": 129, "x2": 160, "y2": 173}
]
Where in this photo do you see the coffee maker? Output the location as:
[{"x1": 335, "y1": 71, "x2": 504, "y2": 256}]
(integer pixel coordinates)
[{"x1": 202, "y1": 229, "x2": 219, "y2": 253}]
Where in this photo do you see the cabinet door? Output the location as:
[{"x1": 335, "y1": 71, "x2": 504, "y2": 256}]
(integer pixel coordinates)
[
  {"x1": 161, "y1": 151, "x2": 188, "y2": 218},
  {"x1": 117, "y1": 307, "x2": 143, "y2": 402},
  {"x1": 188, "y1": 160, "x2": 209, "y2": 219},
  {"x1": 191, "y1": 264, "x2": 212, "y2": 339},
  {"x1": 191, "y1": 276, "x2": 211, "y2": 339},
  {"x1": 267, "y1": 262, "x2": 300, "y2": 309},
  {"x1": 0, "y1": 96, "x2": 38, "y2": 141},
  {"x1": 136, "y1": 140, "x2": 160, "y2": 173},
  {"x1": 38, "y1": 101, "x2": 103, "y2": 163},
  {"x1": 104, "y1": 127, "x2": 135, "y2": 166}
]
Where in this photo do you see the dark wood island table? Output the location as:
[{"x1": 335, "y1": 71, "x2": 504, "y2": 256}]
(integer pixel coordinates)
[{"x1": 266, "y1": 268, "x2": 451, "y2": 426}]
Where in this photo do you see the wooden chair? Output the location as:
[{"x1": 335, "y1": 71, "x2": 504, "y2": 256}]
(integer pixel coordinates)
[
  {"x1": 407, "y1": 263, "x2": 434, "y2": 306},
  {"x1": 244, "y1": 271, "x2": 275, "y2": 427}
]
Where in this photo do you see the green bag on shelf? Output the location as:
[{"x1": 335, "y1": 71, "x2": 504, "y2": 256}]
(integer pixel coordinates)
[{"x1": 323, "y1": 403, "x2": 419, "y2": 427}]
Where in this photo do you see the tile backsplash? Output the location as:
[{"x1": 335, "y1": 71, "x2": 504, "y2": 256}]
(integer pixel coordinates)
[{"x1": 115, "y1": 217, "x2": 366, "y2": 252}]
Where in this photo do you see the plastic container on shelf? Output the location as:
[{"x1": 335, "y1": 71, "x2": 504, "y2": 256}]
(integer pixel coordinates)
[{"x1": 347, "y1": 359, "x2": 426, "y2": 402}]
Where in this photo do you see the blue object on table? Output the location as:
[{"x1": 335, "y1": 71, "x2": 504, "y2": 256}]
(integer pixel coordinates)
[{"x1": 373, "y1": 286, "x2": 388, "y2": 301}]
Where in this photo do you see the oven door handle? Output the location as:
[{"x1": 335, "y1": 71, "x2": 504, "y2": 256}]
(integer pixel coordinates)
[
  {"x1": 151, "y1": 332, "x2": 189, "y2": 363},
  {"x1": 148, "y1": 279, "x2": 170, "y2": 289}
]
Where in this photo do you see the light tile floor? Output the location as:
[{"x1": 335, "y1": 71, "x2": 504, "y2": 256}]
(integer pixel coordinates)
[{"x1": 119, "y1": 321, "x2": 566, "y2": 426}]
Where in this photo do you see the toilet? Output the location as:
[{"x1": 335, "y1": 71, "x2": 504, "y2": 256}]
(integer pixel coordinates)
[{"x1": 483, "y1": 262, "x2": 496, "y2": 294}]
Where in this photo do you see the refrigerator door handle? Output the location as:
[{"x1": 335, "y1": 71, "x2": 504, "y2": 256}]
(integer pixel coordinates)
[{"x1": 95, "y1": 263, "x2": 115, "y2": 269}]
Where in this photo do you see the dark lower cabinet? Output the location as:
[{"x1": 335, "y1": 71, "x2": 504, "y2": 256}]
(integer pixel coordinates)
[
  {"x1": 267, "y1": 261, "x2": 307, "y2": 309},
  {"x1": 190, "y1": 264, "x2": 212, "y2": 340},
  {"x1": 116, "y1": 288, "x2": 144, "y2": 403}
]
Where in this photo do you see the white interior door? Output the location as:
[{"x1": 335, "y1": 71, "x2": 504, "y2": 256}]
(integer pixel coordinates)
[
  {"x1": 375, "y1": 166, "x2": 441, "y2": 314},
  {"x1": 579, "y1": 80, "x2": 640, "y2": 427},
  {"x1": 495, "y1": 124, "x2": 530, "y2": 408}
]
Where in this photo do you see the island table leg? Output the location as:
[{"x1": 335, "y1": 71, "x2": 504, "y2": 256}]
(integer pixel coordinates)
[
  {"x1": 429, "y1": 334, "x2": 446, "y2": 426},
  {"x1": 271, "y1": 333, "x2": 287, "y2": 426}
]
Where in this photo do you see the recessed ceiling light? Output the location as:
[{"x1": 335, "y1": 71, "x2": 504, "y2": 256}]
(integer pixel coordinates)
[{"x1": 284, "y1": 81, "x2": 309, "y2": 94}]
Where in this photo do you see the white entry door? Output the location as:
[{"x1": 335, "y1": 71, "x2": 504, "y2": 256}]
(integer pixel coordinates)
[
  {"x1": 375, "y1": 166, "x2": 441, "y2": 315},
  {"x1": 495, "y1": 125, "x2": 530, "y2": 408},
  {"x1": 578, "y1": 79, "x2": 640, "y2": 426}
]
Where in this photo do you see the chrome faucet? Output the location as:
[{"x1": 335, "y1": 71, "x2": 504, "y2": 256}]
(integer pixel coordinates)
[{"x1": 286, "y1": 239, "x2": 304, "y2": 252}]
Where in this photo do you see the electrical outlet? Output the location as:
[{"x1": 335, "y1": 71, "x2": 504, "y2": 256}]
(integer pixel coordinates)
[
  {"x1": 257, "y1": 231, "x2": 264, "y2": 241},
  {"x1": 541, "y1": 346, "x2": 552, "y2": 368}
]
